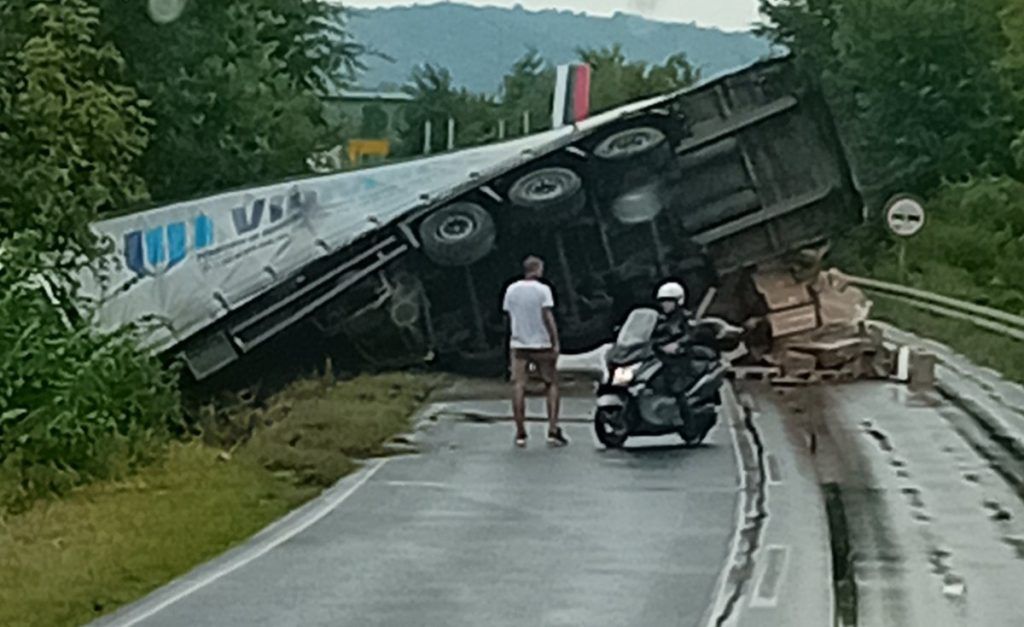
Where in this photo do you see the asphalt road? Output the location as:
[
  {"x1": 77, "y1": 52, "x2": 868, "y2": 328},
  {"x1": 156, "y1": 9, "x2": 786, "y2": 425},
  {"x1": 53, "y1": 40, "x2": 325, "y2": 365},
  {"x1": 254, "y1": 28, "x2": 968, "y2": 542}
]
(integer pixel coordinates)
[{"x1": 102, "y1": 399, "x2": 741, "y2": 627}]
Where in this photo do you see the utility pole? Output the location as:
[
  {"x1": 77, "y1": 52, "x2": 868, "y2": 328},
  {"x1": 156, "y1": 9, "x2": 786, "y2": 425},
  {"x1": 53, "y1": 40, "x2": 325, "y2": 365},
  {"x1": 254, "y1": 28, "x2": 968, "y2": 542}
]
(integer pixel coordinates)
[
  {"x1": 447, "y1": 117, "x2": 456, "y2": 151},
  {"x1": 498, "y1": 119, "x2": 506, "y2": 140},
  {"x1": 522, "y1": 111, "x2": 531, "y2": 135},
  {"x1": 423, "y1": 119, "x2": 432, "y2": 155}
]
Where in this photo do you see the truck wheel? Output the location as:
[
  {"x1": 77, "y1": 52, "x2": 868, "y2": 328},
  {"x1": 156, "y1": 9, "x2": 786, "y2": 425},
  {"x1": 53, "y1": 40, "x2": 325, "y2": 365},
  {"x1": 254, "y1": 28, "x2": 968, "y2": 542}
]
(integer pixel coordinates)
[
  {"x1": 419, "y1": 202, "x2": 496, "y2": 267},
  {"x1": 508, "y1": 167, "x2": 585, "y2": 224},
  {"x1": 594, "y1": 126, "x2": 672, "y2": 172}
]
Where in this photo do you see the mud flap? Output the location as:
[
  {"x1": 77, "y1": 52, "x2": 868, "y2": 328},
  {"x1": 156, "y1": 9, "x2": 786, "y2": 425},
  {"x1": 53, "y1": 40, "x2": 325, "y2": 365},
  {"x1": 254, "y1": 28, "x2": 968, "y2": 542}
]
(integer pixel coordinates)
[{"x1": 597, "y1": 394, "x2": 627, "y2": 409}]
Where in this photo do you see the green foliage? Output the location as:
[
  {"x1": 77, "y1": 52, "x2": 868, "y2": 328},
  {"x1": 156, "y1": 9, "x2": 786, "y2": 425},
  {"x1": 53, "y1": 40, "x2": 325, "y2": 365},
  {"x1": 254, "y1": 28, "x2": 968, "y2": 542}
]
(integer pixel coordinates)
[
  {"x1": 245, "y1": 0, "x2": 367, "y2": 97},
  {"x1": 397, "y1": 64, "x2": 499, "y2": 155},
  {"x1": 1003, "y1": 0, "x2": 1024, "y2": 170},
  {"x1": 759, "y1": 0, "x2": 1020, "y2": 195},
  {"x1": 0, "y1": 0, "x2": 181, "y2": 511},
  {"x1": 499, "y1": 50, "x2": 555, "y2": 135},
  {"x1": 1, "y1": 246, "x2": 182, "y2": 513},
  {"x1": 872, "y1": 299, "x2": 1024, "y2": 385},
  {"x1": 96, "y1": 0, "x2": 366, "y2": 205},
  {"x1": 0, "y1": 374, "x2": 437, "y2": 627},
  {"x1": 762, "y1": 0, "x2": 1024, "y2": 339},
  {"x1": 360, "y1": 104, "x2": 390, "y2": 138},
  {"x1": 141, "y1": 3, "x2": 325, "y2": 203},
  {"x1": 397, "y1": 46, "x2": 700, "y2": 155},
  {"x1": 345, "y1": 3, "x2": 769, "y2": 93},
  {"x1": 855, "y1": 177, "x2": 1024, "y2": 314},
  {"x1": 580, "y1": 45, "x2": 701, "y2": 113},
  {"x1": 0, "y1": 0, "x2": 150, "y2": 272}
]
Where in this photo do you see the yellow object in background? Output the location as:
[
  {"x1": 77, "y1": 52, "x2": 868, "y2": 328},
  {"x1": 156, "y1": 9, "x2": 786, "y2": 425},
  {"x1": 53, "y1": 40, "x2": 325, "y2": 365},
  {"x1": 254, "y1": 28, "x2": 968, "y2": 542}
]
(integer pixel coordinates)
[{"x1": 348, "y1": 139, "x2": 390, "y2": 165}]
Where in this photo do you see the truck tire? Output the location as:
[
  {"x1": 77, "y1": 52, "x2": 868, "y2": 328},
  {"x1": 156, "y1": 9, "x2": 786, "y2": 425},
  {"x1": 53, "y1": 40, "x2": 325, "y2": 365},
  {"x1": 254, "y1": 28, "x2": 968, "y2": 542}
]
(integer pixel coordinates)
[
  {"x1": 594, "y1": 126, "x2": 672, "y2": 173},
  {"x1": 508, "y1": 167, "x2": 585, "y2": 224},
  {"x1": 419, "y1": 202, "x2": 496, "y2": 267}
]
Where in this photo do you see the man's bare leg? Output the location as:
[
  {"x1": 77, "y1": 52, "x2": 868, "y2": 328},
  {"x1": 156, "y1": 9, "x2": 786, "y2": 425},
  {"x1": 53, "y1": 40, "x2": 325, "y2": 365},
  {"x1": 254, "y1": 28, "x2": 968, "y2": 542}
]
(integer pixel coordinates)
[
  {"x1": 545, "y1": 381, "x2": 560, "y2": 433},
  {"x1": 545, "y1": 380, "x2": 569, "y2": 446},
  {"x1": 512, "y1": 381, "x2": 528, "y2": 442}
]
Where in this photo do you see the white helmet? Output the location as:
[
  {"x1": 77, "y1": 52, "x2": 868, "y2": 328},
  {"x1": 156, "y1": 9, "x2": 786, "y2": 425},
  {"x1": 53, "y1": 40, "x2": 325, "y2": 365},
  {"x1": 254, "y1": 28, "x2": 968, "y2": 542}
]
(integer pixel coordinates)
[{"x1": 656, "y1": 281, "x2": 686, "y2": 304}]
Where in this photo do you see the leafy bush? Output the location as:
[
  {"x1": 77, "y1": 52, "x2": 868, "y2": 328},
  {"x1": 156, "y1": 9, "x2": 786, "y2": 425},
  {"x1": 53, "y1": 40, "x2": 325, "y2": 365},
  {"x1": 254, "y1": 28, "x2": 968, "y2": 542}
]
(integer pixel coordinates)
[
  {"x1": 0, "y1": 250, "x2": 181, "y2": 511},
  {"x1": 854, "y1": 176, "x2": 1024, "y2": 314},
  {"x1": 0, "y1": 1, "x2": 181, "y2": 513}
]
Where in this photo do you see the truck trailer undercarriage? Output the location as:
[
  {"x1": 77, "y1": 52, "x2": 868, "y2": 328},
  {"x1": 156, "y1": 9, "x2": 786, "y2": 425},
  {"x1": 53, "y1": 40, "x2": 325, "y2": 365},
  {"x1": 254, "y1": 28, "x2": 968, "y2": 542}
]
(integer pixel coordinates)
[{"x1": 150, "y1": 55, "x2": 862, "y2": 381}]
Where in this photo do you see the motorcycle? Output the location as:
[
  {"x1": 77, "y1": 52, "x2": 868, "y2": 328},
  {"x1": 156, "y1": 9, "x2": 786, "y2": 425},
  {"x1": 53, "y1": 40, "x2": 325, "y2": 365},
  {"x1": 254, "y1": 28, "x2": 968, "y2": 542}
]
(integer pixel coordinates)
[{"x1": 593, "y1": 307, "x2": 742, "y2": 449}]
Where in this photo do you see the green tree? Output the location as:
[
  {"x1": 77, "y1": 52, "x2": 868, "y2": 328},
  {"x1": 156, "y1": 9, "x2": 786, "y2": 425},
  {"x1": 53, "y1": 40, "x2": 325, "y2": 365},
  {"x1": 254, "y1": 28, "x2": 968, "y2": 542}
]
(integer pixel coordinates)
[
  {"x1": 247, "y1": 0, "x2": 367, "y2": 96},
  {"x1": 578, "y1": 45, "x2": 701, "y2": 113},
  {"x1": 1001, "y1": 0, "x2": 1024, "y2": 169},
  {"x1": 398, "y1": 64, "x2": 498, "y2": 155},
  {"x1": 95, "y1": 0, "x2": 366, "y2": 205},
  {"x1": 360, "y1": 104, "x2": 390, "y2": 138},
  {"x1": 0, "y1": 0, "x2": 179, "y2": 509},
  {"x1": 758, "y1": 0, "x2": 1019, "y2": 195},
  {"x1": 137, "y1": 3, "x2": 326, "y2": 202},
  {"x1": 498, "y1": 49, "x2": 556, "y2": 135},
  {"x1": 0, "y1": 0, "x2": 150, "y2": 274}
]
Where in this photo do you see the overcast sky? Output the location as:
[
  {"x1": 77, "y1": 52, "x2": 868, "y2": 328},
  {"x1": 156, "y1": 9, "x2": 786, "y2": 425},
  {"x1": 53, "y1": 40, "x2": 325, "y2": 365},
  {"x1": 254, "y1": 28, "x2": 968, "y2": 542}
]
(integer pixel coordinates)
[{"x1": 339, "y1": 1, "x2": 763, "y2": 32}]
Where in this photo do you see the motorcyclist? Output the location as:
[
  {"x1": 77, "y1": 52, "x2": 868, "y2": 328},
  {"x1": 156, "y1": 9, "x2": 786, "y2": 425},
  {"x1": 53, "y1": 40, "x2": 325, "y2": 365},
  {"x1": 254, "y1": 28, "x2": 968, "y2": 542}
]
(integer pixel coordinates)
[
  {"x1": 651, "y1": 281, "x2": 697, "y2": 397},
  {"x1": 652, "y1": 281, "x2": 692, "y2": 351},
  {"x1": 652, "y1": 280, "x2": 723, "y2": 439}
]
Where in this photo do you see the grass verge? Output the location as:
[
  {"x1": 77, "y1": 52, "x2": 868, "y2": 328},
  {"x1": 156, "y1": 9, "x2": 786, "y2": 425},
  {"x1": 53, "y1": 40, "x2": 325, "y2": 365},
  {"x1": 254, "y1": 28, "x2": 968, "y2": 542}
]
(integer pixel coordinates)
[
  {"x1": 872, "y1": 298, "x2": 1024, "y2": 385},
  {"x1": 0, "y1": 372, "x2": 440, "y2": 627}
]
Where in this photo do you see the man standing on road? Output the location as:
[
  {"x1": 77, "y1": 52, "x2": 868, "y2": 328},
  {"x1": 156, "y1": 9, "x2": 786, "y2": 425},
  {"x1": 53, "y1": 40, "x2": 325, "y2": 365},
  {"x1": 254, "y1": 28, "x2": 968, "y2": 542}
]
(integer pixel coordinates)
[{"x1": 503, "y1": 256, "x2": 569, "y2": 449}]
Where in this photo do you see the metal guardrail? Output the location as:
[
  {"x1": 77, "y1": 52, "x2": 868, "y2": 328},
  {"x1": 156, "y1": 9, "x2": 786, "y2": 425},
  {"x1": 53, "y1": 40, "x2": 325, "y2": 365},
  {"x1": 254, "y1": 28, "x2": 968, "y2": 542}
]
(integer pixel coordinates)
[{"x1": 845, "y1": 275, "x2": 1024, "y2": 342}]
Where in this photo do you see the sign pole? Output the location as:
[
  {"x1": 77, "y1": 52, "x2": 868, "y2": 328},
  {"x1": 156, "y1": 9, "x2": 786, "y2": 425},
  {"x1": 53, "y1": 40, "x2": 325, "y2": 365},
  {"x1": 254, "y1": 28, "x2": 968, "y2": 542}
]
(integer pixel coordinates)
[{"x1": 898, "y1": 239, "x2": 907, "y2": 283}]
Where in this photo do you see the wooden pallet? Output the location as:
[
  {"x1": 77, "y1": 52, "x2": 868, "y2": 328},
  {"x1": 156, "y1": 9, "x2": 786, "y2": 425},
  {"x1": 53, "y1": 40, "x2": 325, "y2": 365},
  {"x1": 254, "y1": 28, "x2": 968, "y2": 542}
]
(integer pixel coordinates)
[{"x1": 730, "y1": 366, "x2": 783, "y2": 381}]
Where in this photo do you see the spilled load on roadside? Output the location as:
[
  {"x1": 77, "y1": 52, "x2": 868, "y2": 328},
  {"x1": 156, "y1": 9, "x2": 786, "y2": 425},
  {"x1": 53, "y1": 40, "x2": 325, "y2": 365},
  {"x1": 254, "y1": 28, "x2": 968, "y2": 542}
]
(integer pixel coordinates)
[{"x1": 723, "y1": 248, "x2": 901, "y2": 384}]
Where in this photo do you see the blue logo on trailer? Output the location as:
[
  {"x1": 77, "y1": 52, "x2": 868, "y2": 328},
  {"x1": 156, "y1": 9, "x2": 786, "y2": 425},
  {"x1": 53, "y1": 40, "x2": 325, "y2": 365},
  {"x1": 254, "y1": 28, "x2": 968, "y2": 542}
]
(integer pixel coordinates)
[
  {"x1": 231, "y1": 197, "x2": 285, "y2": 235},
  {"x1": 124, "y1": 214, "x2": 214, "y2": 276},
  {"x1": 229, "y1": 188, "x2": 316, "y2": 235}
]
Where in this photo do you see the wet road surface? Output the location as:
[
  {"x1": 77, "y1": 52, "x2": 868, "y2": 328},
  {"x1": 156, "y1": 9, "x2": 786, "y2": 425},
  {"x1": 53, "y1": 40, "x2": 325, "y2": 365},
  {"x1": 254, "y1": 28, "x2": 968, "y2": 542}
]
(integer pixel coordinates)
[
  {"x1": 767, "y1": 381, "x2": 1024, "y2": 626},
  {"x1": 105, "y1": 401, "x2": 741, "y2": 627}
]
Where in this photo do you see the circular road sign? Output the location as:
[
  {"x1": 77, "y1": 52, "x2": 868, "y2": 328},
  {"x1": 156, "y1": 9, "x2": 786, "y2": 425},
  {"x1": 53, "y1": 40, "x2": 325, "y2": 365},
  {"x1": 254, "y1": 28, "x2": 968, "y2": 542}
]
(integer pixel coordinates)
[{"x1": 885, "y1": 195, "x2": 926, "y2": 237}]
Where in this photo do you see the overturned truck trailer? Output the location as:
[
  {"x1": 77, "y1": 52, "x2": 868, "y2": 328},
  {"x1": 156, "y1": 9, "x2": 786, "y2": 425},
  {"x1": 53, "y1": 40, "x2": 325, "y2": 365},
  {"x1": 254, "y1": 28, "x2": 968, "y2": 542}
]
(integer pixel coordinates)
[{"x1": 83, "y1": 54, "x2": 863, "y2": 380}]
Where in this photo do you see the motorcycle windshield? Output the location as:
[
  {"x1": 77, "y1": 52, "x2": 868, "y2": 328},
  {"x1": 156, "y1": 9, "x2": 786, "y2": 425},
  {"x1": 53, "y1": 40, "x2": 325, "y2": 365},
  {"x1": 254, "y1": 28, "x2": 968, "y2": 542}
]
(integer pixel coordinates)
[{"x1": 616, "y1": 308, "x2": 659, "y2": 347}]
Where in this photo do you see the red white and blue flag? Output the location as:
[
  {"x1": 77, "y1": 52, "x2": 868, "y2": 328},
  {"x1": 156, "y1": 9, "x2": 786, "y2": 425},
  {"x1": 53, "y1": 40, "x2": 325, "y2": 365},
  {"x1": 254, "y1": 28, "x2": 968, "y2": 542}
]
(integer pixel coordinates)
[{"x1": 552, "y1": 63, "x2": 591, "y2": 128}]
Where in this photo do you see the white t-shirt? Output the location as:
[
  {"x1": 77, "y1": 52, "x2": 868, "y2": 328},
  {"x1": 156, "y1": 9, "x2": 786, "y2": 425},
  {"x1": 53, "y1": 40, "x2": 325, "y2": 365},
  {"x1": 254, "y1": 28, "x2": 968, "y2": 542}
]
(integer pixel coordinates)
[{"x1": 502, "y1": 279, "x2": 555, "y2": 349}]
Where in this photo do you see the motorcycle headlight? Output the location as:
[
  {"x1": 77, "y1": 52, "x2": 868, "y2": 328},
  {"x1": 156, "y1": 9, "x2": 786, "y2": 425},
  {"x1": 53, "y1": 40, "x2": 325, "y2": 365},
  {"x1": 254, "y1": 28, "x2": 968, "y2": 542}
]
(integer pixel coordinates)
[{"x1": 611, "y1": 364, "x2": 640, "y2": 386}]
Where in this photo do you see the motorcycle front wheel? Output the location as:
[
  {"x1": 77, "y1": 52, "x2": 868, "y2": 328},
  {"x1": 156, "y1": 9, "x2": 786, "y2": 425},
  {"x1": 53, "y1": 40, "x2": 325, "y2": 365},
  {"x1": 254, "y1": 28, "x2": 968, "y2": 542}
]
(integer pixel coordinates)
[{"x1": 594, "y1": 406, "x2": 630, "y2": 449}]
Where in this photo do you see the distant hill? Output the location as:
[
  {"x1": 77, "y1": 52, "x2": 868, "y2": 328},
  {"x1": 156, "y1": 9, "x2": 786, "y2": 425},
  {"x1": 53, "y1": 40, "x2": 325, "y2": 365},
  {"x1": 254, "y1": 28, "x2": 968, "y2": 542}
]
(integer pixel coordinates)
[{"x1": 345, "y1": 3, "x2": 772, "y2": 94}]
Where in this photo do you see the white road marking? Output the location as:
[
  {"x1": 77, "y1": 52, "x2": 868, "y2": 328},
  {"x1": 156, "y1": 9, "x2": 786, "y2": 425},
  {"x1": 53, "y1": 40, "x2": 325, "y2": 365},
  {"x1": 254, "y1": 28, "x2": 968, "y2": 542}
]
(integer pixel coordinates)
[
  {"x1": 383, "y1": 480, "x2": 448, "y2": 489},
  {"x1": 749, "y1": 545, "x2": 790, "y2": 608},
  {"x1": 701, "y1": 384, "x2": 750, "y2": 627},
  {"x1": 100, "y1": 458, "x2": 389, "y2": 627}
]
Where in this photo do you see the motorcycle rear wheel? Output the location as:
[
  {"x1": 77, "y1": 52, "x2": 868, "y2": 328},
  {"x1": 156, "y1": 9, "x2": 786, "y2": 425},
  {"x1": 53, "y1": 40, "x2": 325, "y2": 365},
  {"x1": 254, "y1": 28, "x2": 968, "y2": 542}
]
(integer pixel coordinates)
[
  {"x1": 594, "y1": 407, "x2": 629, "y2": 449},
  {"x1": 679, "y1": 428, "x2": 707, "y2": 447},
  {"x1": 679, "y1": 409, "x2": 717, "y2": 447}
]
